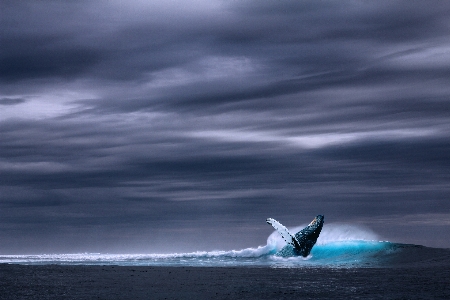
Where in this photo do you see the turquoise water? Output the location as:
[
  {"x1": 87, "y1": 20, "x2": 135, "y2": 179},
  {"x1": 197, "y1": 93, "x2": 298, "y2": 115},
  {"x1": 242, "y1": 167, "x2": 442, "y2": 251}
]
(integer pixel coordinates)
[{"x1": 0, "y1": 240, "x2": 395, "y2": 267}]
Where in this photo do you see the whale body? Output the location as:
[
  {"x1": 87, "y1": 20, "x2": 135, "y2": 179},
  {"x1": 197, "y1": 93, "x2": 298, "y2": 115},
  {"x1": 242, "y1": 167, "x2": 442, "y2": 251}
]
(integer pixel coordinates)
[{"x1": 266, "y1": 215, "x2": 324, "y2": 257}]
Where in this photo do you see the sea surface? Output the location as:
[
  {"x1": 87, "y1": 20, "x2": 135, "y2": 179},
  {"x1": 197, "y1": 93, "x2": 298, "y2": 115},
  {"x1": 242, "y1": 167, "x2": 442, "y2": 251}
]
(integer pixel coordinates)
[
  {"x1": 1, "y1": 225, "x2": 449, "y2": 299},
  {"x1": 1, "y1": 224, "x2": 449, "y2": 268}
]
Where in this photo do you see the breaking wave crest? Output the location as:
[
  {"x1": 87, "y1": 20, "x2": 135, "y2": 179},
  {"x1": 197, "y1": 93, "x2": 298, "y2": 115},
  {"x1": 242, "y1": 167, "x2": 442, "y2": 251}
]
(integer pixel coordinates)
[{"x1": 1, "y1": 224, "x2": 449, "y2": 267}]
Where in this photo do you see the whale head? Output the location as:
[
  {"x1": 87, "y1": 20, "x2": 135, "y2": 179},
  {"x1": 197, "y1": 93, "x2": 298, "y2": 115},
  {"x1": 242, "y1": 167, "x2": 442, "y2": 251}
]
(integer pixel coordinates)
[{"x1": 309, "y1": 215, "x2": 324, "y2": 229}]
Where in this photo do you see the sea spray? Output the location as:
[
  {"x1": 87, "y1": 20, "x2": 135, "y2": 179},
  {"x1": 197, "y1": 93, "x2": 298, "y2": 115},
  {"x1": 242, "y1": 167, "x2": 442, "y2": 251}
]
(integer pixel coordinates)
[{"x1": 266, "y1": 223, "x2": 379, "y2": 252}]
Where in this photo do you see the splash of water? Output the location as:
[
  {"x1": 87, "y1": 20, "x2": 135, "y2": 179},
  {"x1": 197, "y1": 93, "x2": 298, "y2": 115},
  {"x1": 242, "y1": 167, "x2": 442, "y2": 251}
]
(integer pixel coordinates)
[{"x1": 266, "y1": 223, "x2": 379, "y2": 252}]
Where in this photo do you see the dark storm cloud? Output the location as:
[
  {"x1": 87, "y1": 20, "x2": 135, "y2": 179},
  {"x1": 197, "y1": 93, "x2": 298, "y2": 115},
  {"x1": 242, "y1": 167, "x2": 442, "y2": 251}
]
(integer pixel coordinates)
[
  {"x1": 0, "y1": 97, "x2": 26, "y2": 105},
  {"x1": 0, "y1": 45, "x2": 101, "y2": 81},
  {"x1": 1, "y1": 0, "x2": 450, "y2": 253}
]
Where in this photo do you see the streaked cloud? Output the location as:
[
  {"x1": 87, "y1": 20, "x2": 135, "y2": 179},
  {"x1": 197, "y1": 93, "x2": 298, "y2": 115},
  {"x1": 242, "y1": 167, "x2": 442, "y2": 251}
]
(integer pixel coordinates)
[{"x1": 0, "y1": 0, "x2": 449, "y2": 253}]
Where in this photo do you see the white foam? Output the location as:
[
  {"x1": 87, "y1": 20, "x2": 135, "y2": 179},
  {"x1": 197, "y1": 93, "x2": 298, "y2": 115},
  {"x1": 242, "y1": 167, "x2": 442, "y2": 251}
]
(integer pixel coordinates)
[{"x1": 316, "y1": 224, "x2": 379, "y2": 244}]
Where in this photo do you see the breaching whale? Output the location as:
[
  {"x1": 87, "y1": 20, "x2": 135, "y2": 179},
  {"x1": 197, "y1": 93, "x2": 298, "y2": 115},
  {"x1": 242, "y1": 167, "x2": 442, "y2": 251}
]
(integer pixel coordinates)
[{"x1": 266, "y1": 215, "x2": 324, "y2": 257}]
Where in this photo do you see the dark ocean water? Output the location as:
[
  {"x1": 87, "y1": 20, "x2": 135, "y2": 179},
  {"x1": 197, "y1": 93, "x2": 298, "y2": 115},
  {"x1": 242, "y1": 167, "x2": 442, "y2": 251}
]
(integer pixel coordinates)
[{"x1": 1, "y1": 245, "x2": 450, "y2": 299}]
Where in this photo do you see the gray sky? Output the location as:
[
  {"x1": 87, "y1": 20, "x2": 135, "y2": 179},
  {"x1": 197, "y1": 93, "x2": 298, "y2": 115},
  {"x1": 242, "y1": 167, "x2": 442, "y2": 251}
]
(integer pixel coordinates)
[{"x1": 1, "y1": 0, "x2": 449, "y2": 254}]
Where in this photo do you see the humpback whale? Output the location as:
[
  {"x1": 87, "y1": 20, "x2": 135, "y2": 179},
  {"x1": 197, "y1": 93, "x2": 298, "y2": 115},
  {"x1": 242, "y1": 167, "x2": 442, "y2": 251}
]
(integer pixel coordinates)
[{"x1": 266, "y1": 215, "x2": 324, "y2": 257}]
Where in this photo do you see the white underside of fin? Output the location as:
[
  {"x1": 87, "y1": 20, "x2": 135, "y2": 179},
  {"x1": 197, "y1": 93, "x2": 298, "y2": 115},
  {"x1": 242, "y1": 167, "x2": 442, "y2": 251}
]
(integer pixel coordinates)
[{"x1": 266, "y1": 218, "x2": 300, "y2": 247}]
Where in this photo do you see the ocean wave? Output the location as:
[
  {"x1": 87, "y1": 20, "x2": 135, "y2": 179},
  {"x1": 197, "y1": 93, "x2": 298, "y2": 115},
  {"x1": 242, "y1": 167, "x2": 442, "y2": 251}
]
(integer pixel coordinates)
[{"x1": 1, "y1": 224, "x2": 448, "y2": 267}]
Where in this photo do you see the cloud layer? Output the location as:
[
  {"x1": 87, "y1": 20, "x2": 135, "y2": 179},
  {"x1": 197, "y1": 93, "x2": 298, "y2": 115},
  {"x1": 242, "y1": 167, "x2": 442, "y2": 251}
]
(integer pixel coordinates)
[{"x1": 1, "y1": 0, "x2": 449, "y2": 253}]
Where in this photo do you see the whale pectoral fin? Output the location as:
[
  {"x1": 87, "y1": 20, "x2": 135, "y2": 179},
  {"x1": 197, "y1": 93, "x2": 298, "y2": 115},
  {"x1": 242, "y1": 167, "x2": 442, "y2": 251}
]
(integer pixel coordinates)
[{"x1": 266, "y1": 218, "x2": 301, "y2": 248}]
